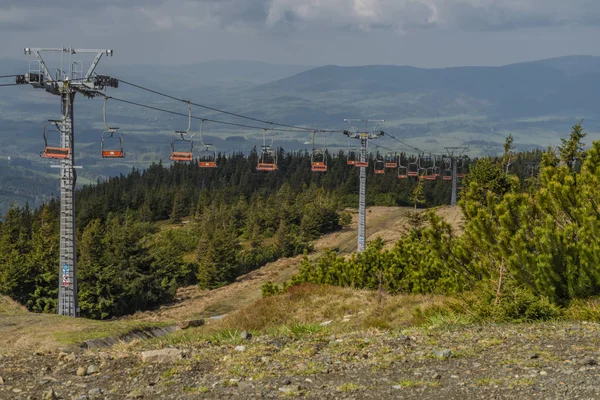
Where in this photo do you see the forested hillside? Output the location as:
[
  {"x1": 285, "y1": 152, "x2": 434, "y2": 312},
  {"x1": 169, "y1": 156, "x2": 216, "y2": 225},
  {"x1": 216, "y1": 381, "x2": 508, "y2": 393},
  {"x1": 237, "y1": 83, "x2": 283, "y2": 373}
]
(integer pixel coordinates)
[
  {"x1": 0, "y1": 140, "x2": 550, "y2": 320},
  {"x1": 284, "y1": 124, "x2": 599, "y2": 321}
]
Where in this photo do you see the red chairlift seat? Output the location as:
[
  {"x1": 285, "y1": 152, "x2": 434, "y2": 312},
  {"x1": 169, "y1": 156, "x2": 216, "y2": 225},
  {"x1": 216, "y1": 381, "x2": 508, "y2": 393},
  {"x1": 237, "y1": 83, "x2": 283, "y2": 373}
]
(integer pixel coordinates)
[
  {"x1": 170, "y1": 151, "x2": 193, "y2": 162},
  {"x1": 385, "y1": 162, "x2": 397, "y2": 169},
  {"x1": 355, "y1": 161, "x2": 368, "y2": 168},
  {"x1": 398, "y1": 168, "x2": 408, "y2": 179},
  {"x1": 102, "y1": 150, "x2": 125, "y2": 158},
  {"x1": 375, "y1": 168, "x2": 385, "y2": 174},
  {"x1": 311, "y1": 161, "x2": 327, "y2": 172},
  {"x1": 42, "y1": 147, "x2": 70, "y2": 159},
  {"x1": 199, "y1": 160, "x2": 217, "y2": 168},
  {"x1": 257, "y1": 162, "x2": 278, "y2": 172}
]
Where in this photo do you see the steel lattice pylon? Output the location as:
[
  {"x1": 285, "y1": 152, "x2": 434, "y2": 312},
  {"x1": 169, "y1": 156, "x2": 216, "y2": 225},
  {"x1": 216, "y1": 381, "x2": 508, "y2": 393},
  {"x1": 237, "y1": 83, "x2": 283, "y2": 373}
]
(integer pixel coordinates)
[
  {"x1": 57, "y1": 91, "x2": 78, "y2": 316},
  {"x1": 17, "y1": 47, "x2": 117, "y2": 317},
  {"x1": 344, "y1": 119, "x2": 384, "y2": 253}
]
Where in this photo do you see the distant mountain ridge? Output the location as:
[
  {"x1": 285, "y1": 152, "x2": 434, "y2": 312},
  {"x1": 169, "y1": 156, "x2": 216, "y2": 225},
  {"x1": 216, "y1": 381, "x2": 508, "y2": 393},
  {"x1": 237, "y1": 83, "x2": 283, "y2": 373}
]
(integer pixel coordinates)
[{"x1": 250, "y1": 55, "x2": 600, "y2": 118}]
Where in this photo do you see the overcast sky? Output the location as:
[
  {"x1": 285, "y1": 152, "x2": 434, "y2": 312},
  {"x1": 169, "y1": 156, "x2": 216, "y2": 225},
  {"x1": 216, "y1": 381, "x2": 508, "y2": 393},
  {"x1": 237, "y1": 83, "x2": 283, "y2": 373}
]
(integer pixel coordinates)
[{"x1": 0, "y1": 0, "x2": 598, "y2": 67}]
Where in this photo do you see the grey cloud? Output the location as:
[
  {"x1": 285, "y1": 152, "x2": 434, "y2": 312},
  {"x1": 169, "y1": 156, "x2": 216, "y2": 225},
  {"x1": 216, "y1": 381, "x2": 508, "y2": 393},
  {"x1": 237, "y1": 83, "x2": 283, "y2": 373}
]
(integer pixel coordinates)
[{"x1": 2, "y1": 0, "x2": 599, "y2": 34}]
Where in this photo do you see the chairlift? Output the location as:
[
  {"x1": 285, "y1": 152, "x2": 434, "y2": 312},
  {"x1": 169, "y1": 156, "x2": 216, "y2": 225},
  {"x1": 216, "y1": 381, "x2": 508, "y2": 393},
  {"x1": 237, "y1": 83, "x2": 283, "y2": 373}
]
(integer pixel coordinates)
[
  {"x1": 257, "y1": 126, "x2": 278, "y2": 172},
  {"x1": 417, "y1": 156, "x2": 428, "y2": 179},
  {"x1": 425, "y1": 156, "x2": 439, "y2": 180},
  {"x1": 385, "y1": 153, "x2": 398, "y2": 169},
  {"x1": 374, "y1": 157, "x2": 385, "y2": 174},
  {"x1": 101, "y1": 97, "x2": 125, "y2": 158},
  {"x1": 197, "y1": 120, "x2": 217, "y2": 168},
  {"x1": 41, "y1": 120, "x2": 70, "y2": 159},
  {"x1": 442, "y1": 158, "x2": 452, "y2": 181},
  {"x1": 311, "y1": 131, "x2": 327, "y2": 173},
  {"x1": 397, "y1": 156, "x2": 408, "y2": 179},
  {"x1": 407, "y1": 156, "x2": 419, "y2": 177},
  {"x1": 347, "y1": 139, "x2": 359, "y2": 166},
  {"x1": 170, "y1": 102, "x2": 194, "y2": 162}
]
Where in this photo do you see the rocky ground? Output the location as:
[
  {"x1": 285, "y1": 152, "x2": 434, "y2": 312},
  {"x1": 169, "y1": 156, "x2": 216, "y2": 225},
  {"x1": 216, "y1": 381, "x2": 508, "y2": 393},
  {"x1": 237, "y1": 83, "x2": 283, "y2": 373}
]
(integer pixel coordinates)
[{"x1": 1, "y1": 321, "x2": 599, "y2": 400}]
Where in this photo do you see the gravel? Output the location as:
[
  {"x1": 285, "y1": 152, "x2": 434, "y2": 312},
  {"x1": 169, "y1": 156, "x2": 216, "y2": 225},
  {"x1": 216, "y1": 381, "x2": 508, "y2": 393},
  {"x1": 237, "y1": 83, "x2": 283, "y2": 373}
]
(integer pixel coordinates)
[{"x1": 0, "y1": 321, "x2": 599, "y2": 399}]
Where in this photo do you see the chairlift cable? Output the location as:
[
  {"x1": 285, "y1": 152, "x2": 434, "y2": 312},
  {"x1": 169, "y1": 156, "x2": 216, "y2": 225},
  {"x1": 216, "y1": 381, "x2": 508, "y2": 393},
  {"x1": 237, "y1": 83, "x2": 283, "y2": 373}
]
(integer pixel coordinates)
[
  {"x1": 116, "y1": 78, "x2": 341, "y2": 133},
  {"x1": 105, "y1": 95, "x2": 326, "y2": 133}
]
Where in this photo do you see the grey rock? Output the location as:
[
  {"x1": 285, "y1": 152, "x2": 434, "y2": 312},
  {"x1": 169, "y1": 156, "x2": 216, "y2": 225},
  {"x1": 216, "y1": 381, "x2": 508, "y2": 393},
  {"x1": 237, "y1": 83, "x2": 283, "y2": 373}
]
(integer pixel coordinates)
[
  {"x1": 432, "y1": 372, "x2": 442, "y2": 380},
  {"x1": 88, "y1": 388, "x2": 103, "y2": 397},
  {"x1": 234, "y1": 345, "x2": 246, "y2": 352},
  {"x1": 241, "y1": 331, "x2": 253, "y2": 340},
  {"x1": 64, "y1": 352, "x2": 77, "y2": 362},
  {"x1": 282, "y1": 379, "x2": 292, "y2": 386},
  {"x1": 278, "y1": 385, "x2": 301, "y2": 393},
  {"x1": 580, "y1": 357, "x2": 597, "y2": 366},
  {"x1": 529, "y1": 353, "x2": 540, "y2": 360},
  {"x1": 140, "y1": 348, "x2": 183, "y2": 364},
  {"x1": 75, "y1": 396, "x2": 90, "y2": 400},
  {"x1": 86, "y1": 365, "x2": 99, "y2": 375},
  {"x1": 434, "y1": 349, "x2": 453, "y2": 359}
]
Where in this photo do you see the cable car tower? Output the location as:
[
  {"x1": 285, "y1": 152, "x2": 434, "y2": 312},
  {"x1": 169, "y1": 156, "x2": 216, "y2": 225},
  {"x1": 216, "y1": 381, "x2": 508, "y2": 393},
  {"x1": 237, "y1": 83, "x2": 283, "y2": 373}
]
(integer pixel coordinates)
[
  {"x1": 343, "y1": 119, "x2": 384, "y2": 253},
  {"x1": 16, "y1": 47, "x2": 117, "y2": 317}
]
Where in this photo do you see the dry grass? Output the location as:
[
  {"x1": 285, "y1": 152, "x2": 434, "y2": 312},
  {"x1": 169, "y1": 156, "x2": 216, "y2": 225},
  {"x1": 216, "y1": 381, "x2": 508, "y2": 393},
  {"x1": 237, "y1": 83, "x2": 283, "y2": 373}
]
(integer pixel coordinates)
[
  {"x1": 0, "y1": 296, "x2": 169, "y2": 354},
  {"x1": 219, "y1": 284, "x2": 454, "y2": 333}
]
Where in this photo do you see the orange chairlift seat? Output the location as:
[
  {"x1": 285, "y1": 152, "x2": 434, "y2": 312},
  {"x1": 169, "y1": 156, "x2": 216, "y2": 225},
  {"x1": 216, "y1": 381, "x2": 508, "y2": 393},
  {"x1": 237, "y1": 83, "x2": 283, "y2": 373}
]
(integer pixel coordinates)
[
  {"x1": 197, "y1": 120, "x2": 217, "y2": 168},
  {"x1": 257, "y1": 127, "x2": 278, "y2": 172},
  {"x1": 41, "y1": 120, "x2": 70, "y2": 159},
  {"x1": 101, "y1": 97, "x2": 125, "y2": 159},
  {"x1": 311, "y1": 131, "x2": 328, "y2": 172},
  {"x1": 170, "y1": 102, "x2": 194, "y2": 162}
]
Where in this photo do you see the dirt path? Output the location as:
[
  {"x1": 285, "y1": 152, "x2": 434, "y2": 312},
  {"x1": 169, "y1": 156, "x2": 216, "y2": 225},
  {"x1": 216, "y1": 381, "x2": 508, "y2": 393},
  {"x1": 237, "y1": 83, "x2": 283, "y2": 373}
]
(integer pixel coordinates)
[{"x1": 130, "y1": 206, "x2": 463, "y2": 323}]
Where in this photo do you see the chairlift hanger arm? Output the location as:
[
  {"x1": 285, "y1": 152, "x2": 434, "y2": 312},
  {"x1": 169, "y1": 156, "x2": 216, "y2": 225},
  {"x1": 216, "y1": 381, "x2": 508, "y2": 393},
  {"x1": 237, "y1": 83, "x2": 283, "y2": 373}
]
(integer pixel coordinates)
[{"x1": 103, "y1": 97, "x2": 119, "y2": 131}]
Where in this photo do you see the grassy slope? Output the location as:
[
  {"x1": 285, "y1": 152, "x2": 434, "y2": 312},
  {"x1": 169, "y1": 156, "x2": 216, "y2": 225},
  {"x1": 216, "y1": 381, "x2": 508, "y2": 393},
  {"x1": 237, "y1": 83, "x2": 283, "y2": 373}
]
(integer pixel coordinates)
[{"x1": 0, "y1": 206, "x2": 463, "y2": 351}]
